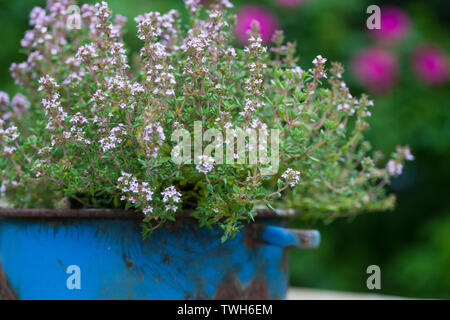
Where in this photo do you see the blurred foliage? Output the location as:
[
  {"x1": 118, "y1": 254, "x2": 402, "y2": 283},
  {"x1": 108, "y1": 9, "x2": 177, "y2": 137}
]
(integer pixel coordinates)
[
  {"x1": 1, "y1": 0, "x2": 449, "y2": 298},
  {"x1": 271, "y1": 0, "x2": 450, "y2": 299}
]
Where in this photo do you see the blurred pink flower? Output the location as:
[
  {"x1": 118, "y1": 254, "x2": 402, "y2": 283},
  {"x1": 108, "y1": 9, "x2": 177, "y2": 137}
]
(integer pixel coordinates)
[
  {"x1": 351, "y1": 48, "x2": 398, "y2": 94},
  {"x1": 235, "y1": 5, "x2": 278, "y2": 44},
  {"x1": 11, "y1": 93, "x2": 30, "y2": 115},
  {"x1": 412, "y1": 45, "x2": 449, "y2": 85},
  {"x1": 370, "y1": 6, "x2": 410, "y2": 42},
  {"x1": 275, "y1": 0, "x2": 308, "y2": 8}
]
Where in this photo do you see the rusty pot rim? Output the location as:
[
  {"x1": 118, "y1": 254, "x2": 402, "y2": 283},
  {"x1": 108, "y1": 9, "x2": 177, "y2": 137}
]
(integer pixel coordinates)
[{"x1": 0, "y1": 208, "x2": 296, "y2": 219}]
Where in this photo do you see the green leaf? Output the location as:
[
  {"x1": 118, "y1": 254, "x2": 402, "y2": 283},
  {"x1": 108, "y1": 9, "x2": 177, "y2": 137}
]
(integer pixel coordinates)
[{"x1": 265, "y1": 201, "x2": 275, "y2": 211}]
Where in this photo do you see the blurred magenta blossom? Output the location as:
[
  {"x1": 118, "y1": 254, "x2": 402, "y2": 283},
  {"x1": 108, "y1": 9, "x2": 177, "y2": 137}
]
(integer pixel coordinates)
[
  {"x1": 275, "y1": 0, "x2": 308, "y2": 8},
  {"x1": 370, "y1": 6, "x2": 410, "y2": 42},
  {"x1": 351, "y1": 48, "x2": 397, "y2": 94},
  {"x1": 235, "y1": 5, "x2": 278, "y2": 44},
  {"x1": 412, "y1": 45, "x2": 449, "y2": 85}
]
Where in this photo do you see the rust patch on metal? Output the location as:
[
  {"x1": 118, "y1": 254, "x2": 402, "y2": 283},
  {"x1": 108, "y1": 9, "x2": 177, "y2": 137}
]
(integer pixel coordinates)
[
  {"x1": 281, "y1": 248, "x2": 289, "y2": 273},
  {"x1": 162, "y1": 254, "x2": 170, "y2": 264},
  {"x1": 123, "y1": 254, "x2": 135, "y2": 269},
  {"x1": 57, "y1": 259, "x2": 67, "y2": 272},
  {"x1": 0, "y1": 263, "x2": 17, "y2": 300},
  {"x1": 213, "y1": 277, "x2": 240, "y2": 299},
  {"x1": 243, "y1": 224, "x2": 263, "y2": 249},
  {"x1": 246, "y1": 276, "x2": 270, "y2": 300},
  {"x1": 213, "y1": 274, "x2": 270, "y2": 300},
  {"x1": 122, "y1": 254, "x2": 144, "y2": 280}
]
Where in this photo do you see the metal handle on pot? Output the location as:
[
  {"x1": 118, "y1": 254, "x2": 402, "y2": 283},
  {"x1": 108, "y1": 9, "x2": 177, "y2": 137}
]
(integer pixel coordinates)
[{"x1": 255, "y1": 224, "x2": 320, "y2": 249}]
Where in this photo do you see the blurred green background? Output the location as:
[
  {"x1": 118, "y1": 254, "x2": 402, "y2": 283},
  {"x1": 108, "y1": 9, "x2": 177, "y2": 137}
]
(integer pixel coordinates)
[{"x1": 1, "y1": 0, "x2": 449, "y2": 298}]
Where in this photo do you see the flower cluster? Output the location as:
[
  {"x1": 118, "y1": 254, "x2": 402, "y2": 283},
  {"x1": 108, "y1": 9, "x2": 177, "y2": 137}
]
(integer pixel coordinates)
[
  {"x1": 0, "y1": 91, "x2": 30, "y2": 120},
  {"x1": 67, "y1": 113, "x2": 91, "y2": 146},
  {"x1": 161, "y1": 186, "x2": 182, "y2": 213},
  {"x1": 387, "y1": 146, "x2": 414, "y2": 176},
  {"x1": 0, "y1": 123, "x2": 19, "y2": 155},
  {"x1": 117, "y1": 173, "x2": 154, "y2": 215},
  {"x1": 196, "y1": 155, "x2": 215, "y2": 174},
  {"x1": 311, "y1": 55, "x2": 327, "y2": 79},
  {"x1": 41, "y1": 93, "x2": 66, "y2": 131},
  {"x1": 282, "y1": 168, "x2": 301, "y2": 187},
  {"x1": 0, "y1": 0, "x2": 413, "y2": 241},
  {"x1": 99, "y1": 124, "x2": 127, "y2": 152}
]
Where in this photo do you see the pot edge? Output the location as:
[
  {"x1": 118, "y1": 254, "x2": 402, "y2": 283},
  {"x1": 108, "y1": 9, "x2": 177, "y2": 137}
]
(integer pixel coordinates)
[{"x1": 0, "y1": 208, "x2": 296, "y2": 219}]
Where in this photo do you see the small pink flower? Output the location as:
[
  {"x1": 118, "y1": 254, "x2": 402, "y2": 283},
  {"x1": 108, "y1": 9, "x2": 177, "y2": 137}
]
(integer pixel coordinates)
[
  {"x1": 351, "y1": 48, "x2": 398, "y2": 94},
  {"x1": 235, "y1": 5, "x2": 278, "y2": 44},
  {"x1": 370, "y1": 6, "x2": 410, "y2": 42},
  {"x1": 275, "y1": 0, "x2": 308, "y2": 8},
  {"x1": 412, "y1": 45, "x2": 449, "y2": 85}
]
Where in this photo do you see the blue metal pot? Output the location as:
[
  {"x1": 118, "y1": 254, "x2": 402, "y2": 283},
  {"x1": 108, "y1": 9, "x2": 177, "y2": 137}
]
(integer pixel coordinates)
[{"x1": 0, "y1": 209, "x2": 319, "y2": 300}]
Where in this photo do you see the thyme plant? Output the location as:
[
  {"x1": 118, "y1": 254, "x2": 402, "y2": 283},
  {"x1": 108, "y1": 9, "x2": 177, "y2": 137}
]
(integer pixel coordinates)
[{"x1": 0, "y1": 0, "x2": 413, "y2": 240}]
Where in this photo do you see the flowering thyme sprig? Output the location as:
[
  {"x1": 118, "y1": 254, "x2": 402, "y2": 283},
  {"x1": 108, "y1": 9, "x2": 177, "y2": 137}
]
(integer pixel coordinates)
[{"x1": 242, "y1": 21, "x2": 267, "y2": 123}]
